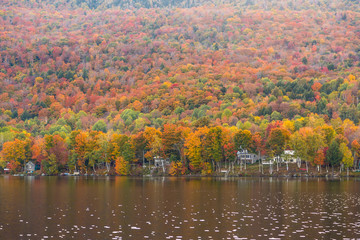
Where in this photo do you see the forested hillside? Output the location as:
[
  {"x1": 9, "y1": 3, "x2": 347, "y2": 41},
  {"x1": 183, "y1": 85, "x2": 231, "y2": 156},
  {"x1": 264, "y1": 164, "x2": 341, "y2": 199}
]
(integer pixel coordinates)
[{"x1": 0, "y1": 0, "x2": 360, "y2": 174}]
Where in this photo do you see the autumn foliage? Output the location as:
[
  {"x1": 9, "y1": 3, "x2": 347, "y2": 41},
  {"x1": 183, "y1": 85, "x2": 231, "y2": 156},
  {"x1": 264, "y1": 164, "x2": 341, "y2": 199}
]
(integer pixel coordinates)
[{"x1": 0, "y1": 1, "x2": 360, "y2": 174}]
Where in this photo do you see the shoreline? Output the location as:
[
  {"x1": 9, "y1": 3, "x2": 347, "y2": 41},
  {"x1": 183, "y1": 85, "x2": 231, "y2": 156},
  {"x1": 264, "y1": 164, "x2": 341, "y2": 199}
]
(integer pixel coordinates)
[
  {"x1": 2, "y1": 172, "x2": 360, "y2": 178},
  {"x1": 3, "y1": 163, "x2": 360, "y2": 178}
]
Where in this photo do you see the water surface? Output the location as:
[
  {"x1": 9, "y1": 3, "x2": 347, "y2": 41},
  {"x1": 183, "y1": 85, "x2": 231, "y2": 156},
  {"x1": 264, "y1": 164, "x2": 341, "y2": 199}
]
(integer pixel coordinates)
[{"x1": 0, "y1": 176, "x2": 359, "y2": 239}]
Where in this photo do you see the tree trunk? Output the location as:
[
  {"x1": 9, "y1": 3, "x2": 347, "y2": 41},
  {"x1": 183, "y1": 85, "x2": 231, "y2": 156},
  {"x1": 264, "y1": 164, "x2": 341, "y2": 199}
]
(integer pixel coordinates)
[
  {"x1": 106, "y1": 162, "x2": 110, "y2": 173},
  {"x1": 259, "y1": 159, "x2": 261, "y2": 172},
  {"x1": 258, "y1": 152, "x2": 261, "y2": 173},
  {"x1": 142, "y1": 150, "x2": 145, "y2": 167},
  {"x1": 233, "y1": 157, "x2": 236, "y2": 173}
]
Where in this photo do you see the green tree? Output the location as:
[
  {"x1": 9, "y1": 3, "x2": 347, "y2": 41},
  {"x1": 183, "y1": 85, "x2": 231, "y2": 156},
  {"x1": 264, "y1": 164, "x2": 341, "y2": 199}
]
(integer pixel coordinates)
[
  {"x1": 205, "y1": 127, "x2": 224, "y2": 171},
  {"x1": 234, "y1": 129, "x2": 253, "y2": 152},
  {"x1": 271, "y1": 111, "x2": 282, "y2": 121},
  {"x1": 42, "y1": 153, "x2": 58, "y2": 175},
  {"x1": 326, "y1": 140, "x2": 343, "y2": 170},
  {"x1": 302, "y1": 57, "x2": 308, "y2": 64},
  {"x1": 267, "y1": 128, "x2": 289, "y2": 157},
  {"x1": 92, "y1": 120, "x2": 107, "y2": 133}
]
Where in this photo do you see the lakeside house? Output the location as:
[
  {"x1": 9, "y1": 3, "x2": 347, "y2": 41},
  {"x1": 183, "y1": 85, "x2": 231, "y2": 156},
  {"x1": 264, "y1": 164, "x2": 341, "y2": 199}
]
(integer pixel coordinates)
[
  {"x1": 282, "y1": 150, "x2": 300, "y2": 163},
  {"x1": 153, "y1": 156, "x2": 170, "y2": 173},
  {"x1": 25, "y1": 162, "x2": 35, "y2": 173},
  {"x1": 154, "y1": 156, "x2": 170, "y2": 168},
  {"x1": 237, "y1": 147, "x2": 259, "y2": 164},
  {"x1": 272, "y1": 150, "x2": 300, "y2": 163},
  {"x1": 269, "y1": 150, "x2": 301, "y2": 167}
]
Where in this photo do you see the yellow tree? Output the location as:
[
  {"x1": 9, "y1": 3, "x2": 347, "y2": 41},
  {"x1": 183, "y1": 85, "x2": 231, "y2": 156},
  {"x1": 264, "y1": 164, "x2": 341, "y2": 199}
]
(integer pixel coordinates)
[
  {"x1": 340, "y1": 143, "x2": 353, "y2": 176},
  {"x1": 185, "y1": 127, "x2": 209, "y2": 173},
  {"x1": 282, "y1": 119, "x2": 295, "y2": 133},
  {"x1": 351, "y1": 140, "x2": 360, "y2": 169},
  {"x1": 169, "y1": 161, "x2": 184, "y2": 176},
  {"x1": 74, "y1": 131, "x2": 88, "y2": 173},
  {"x1": 143, "y1": 127, "x2": 162, "y2": 166},
  {"x1": 115, "y1": 156, "x2": 129, "y2": 175},
  {"x1": 290, "y1": 127, "x2": 325, "y2": 172},
  {"x1": 319, "y1": 125, "x2": 335, "y2": 146},
  {"x1": 1, "y1": 138, "x2": 31, "y2": 173},
  {"x1": 185, "y1": 131, "x2": 202, "y2": 172}
]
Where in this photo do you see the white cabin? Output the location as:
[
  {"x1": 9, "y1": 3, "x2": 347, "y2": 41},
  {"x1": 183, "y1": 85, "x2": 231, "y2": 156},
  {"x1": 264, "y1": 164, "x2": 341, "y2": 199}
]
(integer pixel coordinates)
[
  {"x1": 154, "y1": 156, "x2": 170, "y2": 168},
  {"x1": 272, "y1": 150, "x2": 300, "y2": 164}
]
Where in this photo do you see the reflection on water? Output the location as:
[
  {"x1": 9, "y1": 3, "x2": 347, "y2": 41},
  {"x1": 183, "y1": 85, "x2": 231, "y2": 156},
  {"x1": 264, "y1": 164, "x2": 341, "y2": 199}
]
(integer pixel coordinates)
[{"x1": 0, "y1": 176, "x2": 359, "y2": 239}]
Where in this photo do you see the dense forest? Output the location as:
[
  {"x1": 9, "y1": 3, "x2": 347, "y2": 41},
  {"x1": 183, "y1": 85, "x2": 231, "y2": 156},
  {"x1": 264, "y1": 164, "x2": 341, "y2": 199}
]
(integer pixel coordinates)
[{"x1": 0, "y1": 0, "x2": 360, "y2": 175}]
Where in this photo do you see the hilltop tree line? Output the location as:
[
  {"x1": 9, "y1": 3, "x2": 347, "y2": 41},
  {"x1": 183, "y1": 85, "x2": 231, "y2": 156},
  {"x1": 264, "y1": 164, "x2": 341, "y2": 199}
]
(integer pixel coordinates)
[{"x1": 2, "y1": 0, "x2": 360, "y2": 11}]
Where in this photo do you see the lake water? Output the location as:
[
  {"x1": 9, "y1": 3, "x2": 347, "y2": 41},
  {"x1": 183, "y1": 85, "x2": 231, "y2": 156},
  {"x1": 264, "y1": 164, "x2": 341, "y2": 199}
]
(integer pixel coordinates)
[{"x1": 0, "y1": 176, "x2": 359, "y2": 239}]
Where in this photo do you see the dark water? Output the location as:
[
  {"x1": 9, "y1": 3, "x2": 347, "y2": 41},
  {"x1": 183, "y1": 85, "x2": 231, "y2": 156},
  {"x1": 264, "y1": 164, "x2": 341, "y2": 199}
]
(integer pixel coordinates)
[{"x1": 0, "y1": 177, "x2": 359, "y2": 239}]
